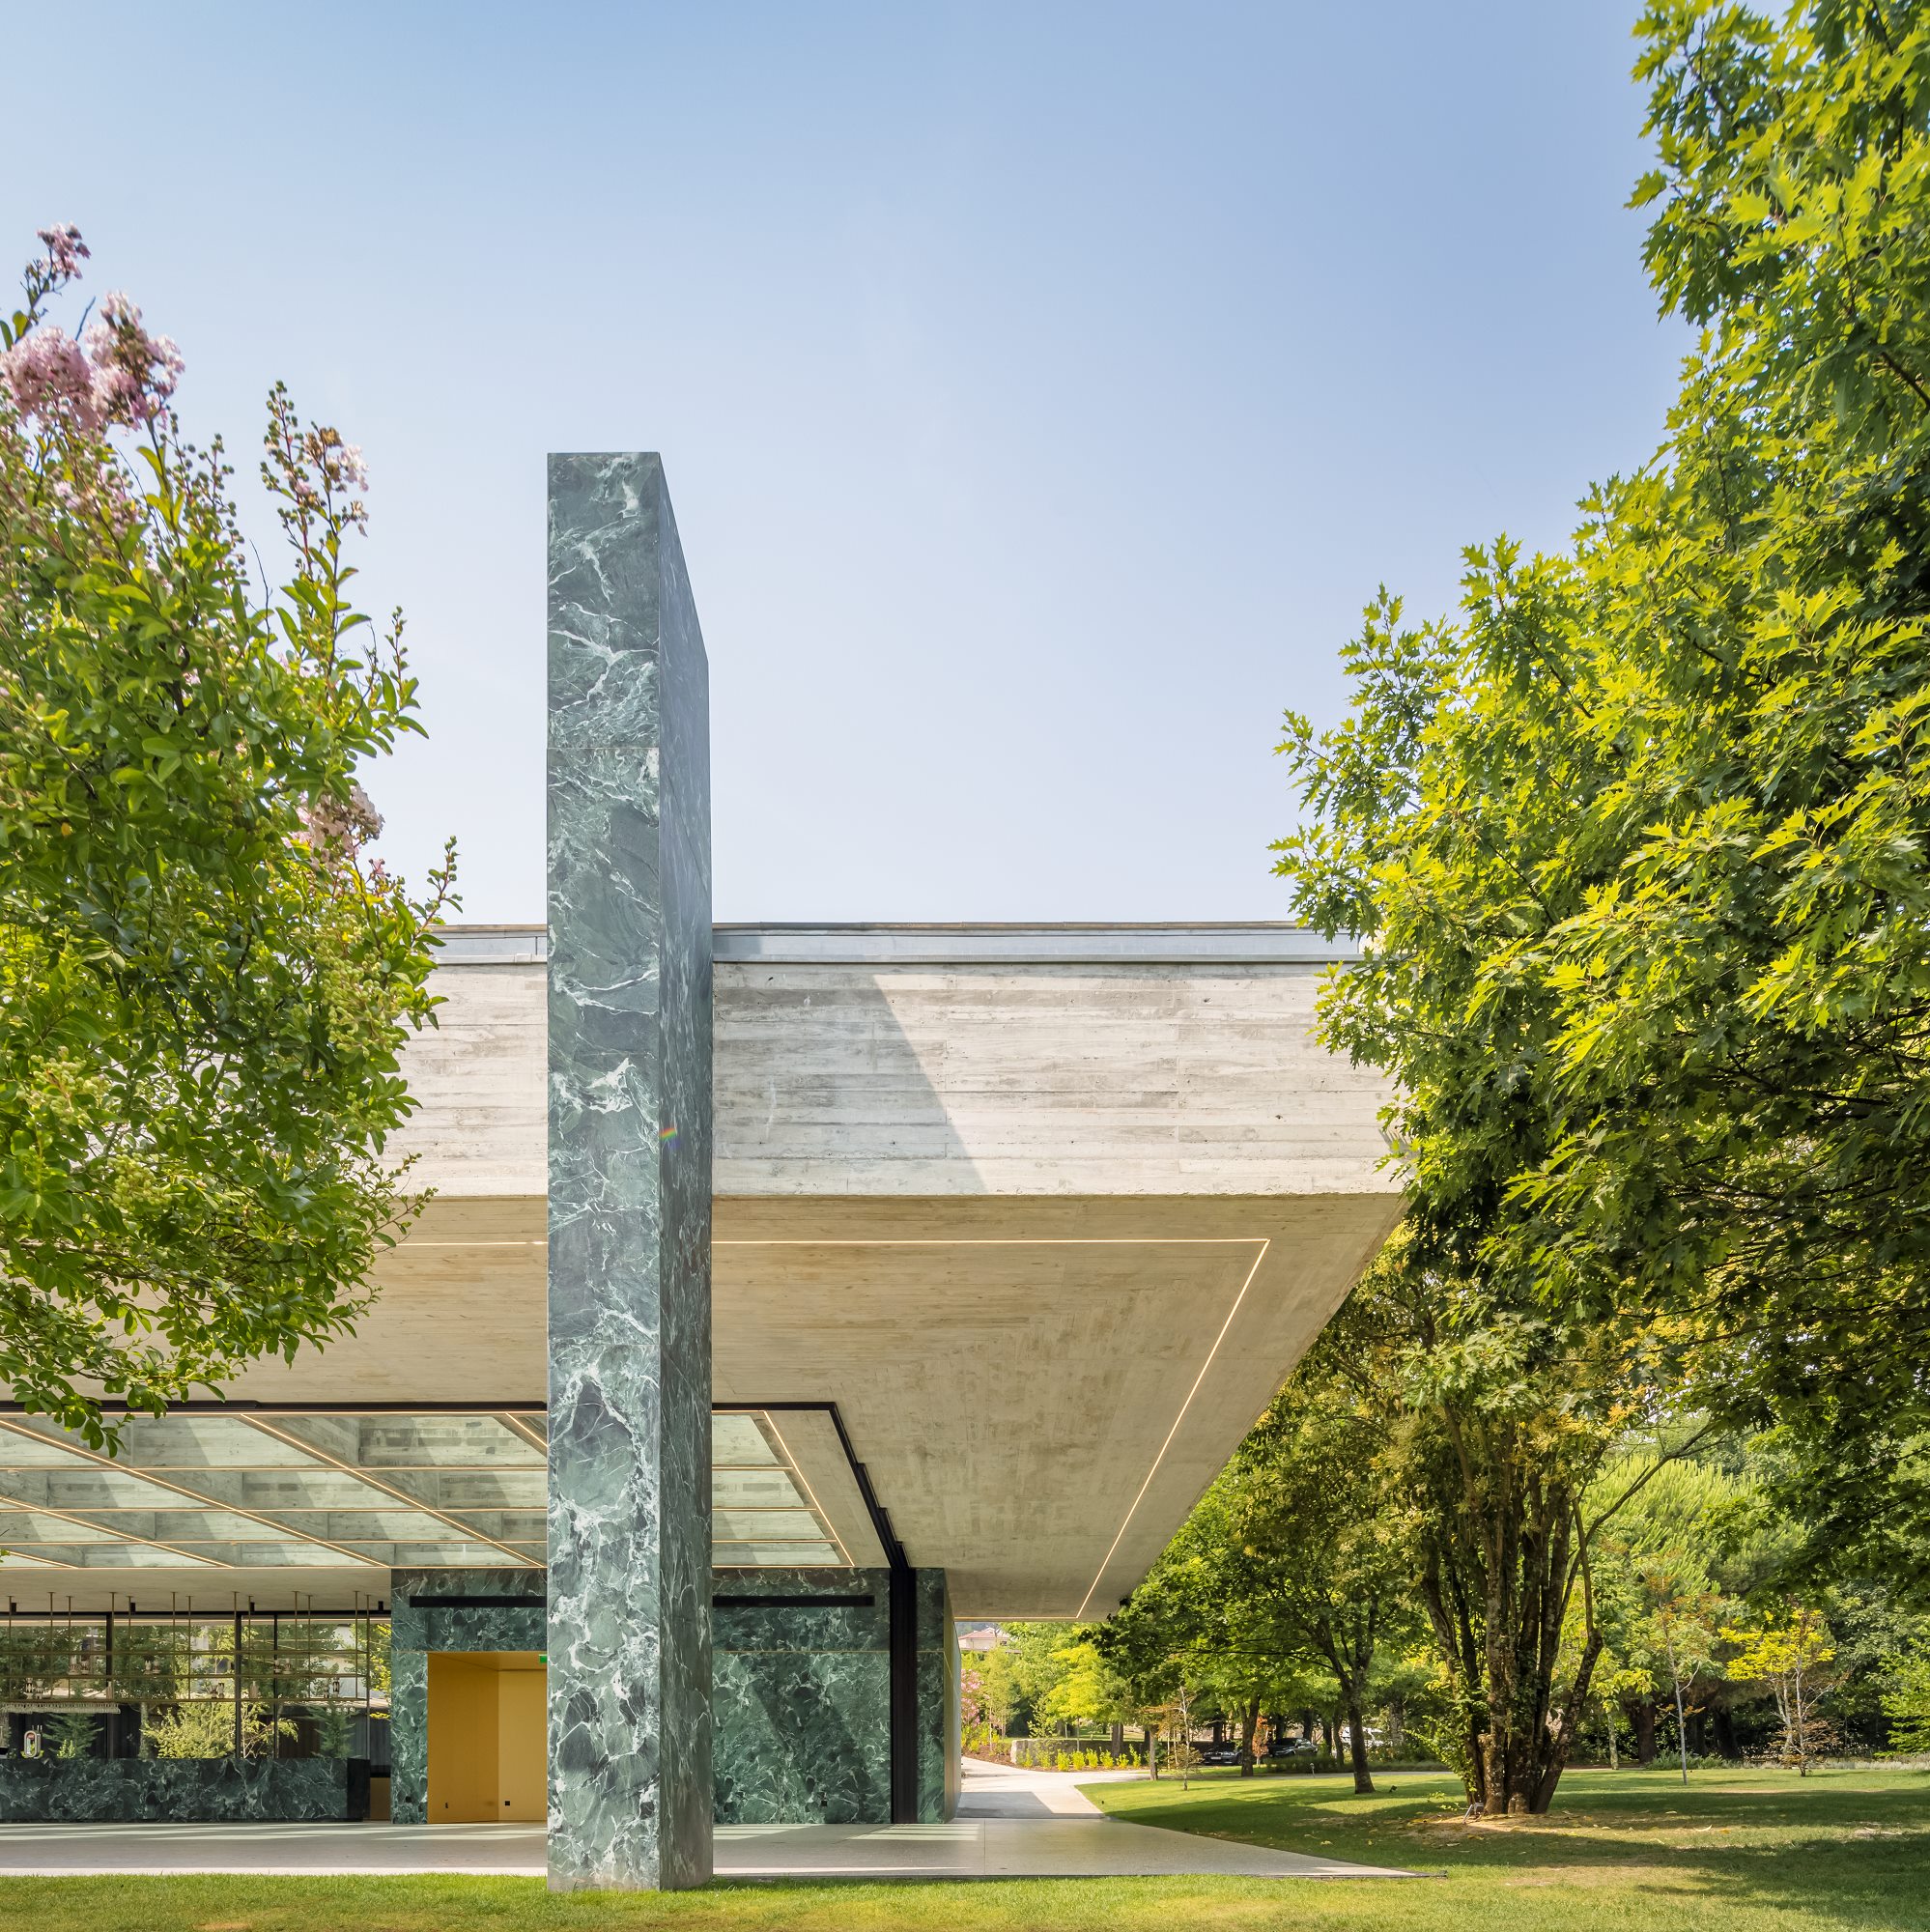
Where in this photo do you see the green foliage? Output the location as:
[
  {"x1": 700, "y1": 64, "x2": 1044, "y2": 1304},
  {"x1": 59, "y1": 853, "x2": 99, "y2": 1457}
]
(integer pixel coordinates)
[
  {"x1": 1725, "y1": 1608, "x2": 1838, "y2": 1771},
  {"x1": 0, "y1": 1623, "x2": 75, "y2": 1703},
  {"x1": 0, "y1": 231, "x2": 453, "y2": 1443},
  {"x1": 313, "y1": 1705, "x2": 355, "y2": 1759},
  {"x1": 1269, "y1": 5, "x2": 1930, "y2": 1820},
  {"x1": 43, "y1": 1707, "x2": 96, "y2": 1759},
  {"x1": 1218, "y1": 1368, "x2": 1419, "y2": 1792},
  {"x1": 983, "y1": 1622, "x2": 1081, "y2": 1738},
  {"x1": 1881, "y1": 1644, "x2": 1930, "y2": 1751},
  {"x1": 1038, "y1": 1638, "x2": 1134, "y2": 1735},
  {"x1": 142, "y1": 1699, "x2": 295, "y2": 1761}
]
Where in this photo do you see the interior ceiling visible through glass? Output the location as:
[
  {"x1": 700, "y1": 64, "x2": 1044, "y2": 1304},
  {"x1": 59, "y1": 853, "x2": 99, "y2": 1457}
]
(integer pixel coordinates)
[{"x1": 0, "y1": 1409, "x2": 849, "y2": 1574}]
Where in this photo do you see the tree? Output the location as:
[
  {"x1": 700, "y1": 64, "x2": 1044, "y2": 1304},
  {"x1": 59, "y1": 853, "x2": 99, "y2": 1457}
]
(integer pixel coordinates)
[
  {"x1": 0, "y1": 226, "x2": 452, "y2": 1444},
  {"x1": 1311, "y1": 1248, "x2": 1680, "y2": 1814},
  {"x1": 1225, "y1": 1367, "x2": 1418, "y2": 1794},
  {"x1": 988, "y1": 1623, "x2": 1083, "y2": 1743},
  {"x1": 1273, "y1": 8, "x2": 1930, "y2": 1816},
  {"x1": 1039, "y1": 1637, "x2": 1135, "y2": 1740},
  {"x1": 143, "y1": 1697, "x2": 294, "y2": 1762},
  {"x1": 959, "y1": 1666, "x2": 992, "y2": 1757},
  {"x1": 1881, "y1": 1643, "x2": 1930, "y2": 1751},
  {"x1": 1724, "y1": 1607, "x2": 1837, "y2": 1772},
  {"x1": 1586, "y1": 1450, "x2": 1746, "y2": 1772},
  {"x1": 1500, "y1": 0, "x2": 1930, "y2": 1597},
  {"x1": 1093, "y1": 1532, "x2": 1222, "y2": 1778},
  {"x1": 1644, "y1": 1566, "x2": 1726, "y2": 1782}
]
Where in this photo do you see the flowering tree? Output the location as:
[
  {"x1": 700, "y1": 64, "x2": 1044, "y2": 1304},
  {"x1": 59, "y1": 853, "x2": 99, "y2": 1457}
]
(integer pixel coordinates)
[
  {"x1": 958, "y1": 1666, "x2": 991, "y2": 1758},
  {"x1": 0, "y1": 226, "x2": 452, "y2": 1444}
]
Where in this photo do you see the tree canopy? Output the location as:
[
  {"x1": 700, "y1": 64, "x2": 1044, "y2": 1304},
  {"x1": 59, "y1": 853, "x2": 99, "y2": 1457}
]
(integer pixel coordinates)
[
  {"x1": 0, "y1": 226, "x2": 451, "y2": 1442},
  {"x1": 1276, "y1": 0, "x2": 1930, "y2": 1598}
]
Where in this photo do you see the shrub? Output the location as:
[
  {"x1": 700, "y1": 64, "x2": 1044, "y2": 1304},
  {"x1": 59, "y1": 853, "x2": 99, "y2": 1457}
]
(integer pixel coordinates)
[{"x1": 45, "y1": 1709, "x2": 97, "y2": 1760}]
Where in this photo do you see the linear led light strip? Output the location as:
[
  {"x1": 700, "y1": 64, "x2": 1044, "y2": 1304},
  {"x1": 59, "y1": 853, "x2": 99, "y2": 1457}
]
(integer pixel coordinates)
[
  {"x1": 0, "y1": 1417, "x2": 384, "y2": 1572},
  {"x1": 714, "y1": 1237, "x2": 1271, "y2": 1247},
  {"x1": 752, "y1": 1410, "x2": 854, "y2": 1568},
  {"x1": 0, "y1": 1489, "x2": 215, "y2": 1569},
  {"x1": 1073, "y1": 1238, "x2": 1270, "y2": 1622},
  {"x1": 496, "y1": 1411, "x2": 549, "y2": 1457},
  {"x1": 0, "y1": 1418, "x2": 239, "y2": 1570},
  {"x1": 237, "y1": 1417, "x2": 539, "y2": 1569},
  {"x1": 401, "y1": 1237, "x2": 1274, "y2": 1248},
  {"x1": 0, "y1": 1520, "x2": 80, "y2": 1569}
]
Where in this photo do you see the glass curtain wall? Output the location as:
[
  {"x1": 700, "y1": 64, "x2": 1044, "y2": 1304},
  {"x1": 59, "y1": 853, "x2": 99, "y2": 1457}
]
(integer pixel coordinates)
[{"x1": 0, "y1": 1606, "x2": 389, "y2": 1764}]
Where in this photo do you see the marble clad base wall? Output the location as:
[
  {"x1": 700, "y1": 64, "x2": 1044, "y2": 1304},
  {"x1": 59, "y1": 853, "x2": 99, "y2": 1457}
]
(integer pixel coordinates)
[
  {"x1": 917, "y1": 1569, "x2": 960, "y2": 1823},
  {"x1": 388, "y1": 1568, "x2": 546, "y2": 1825},
  {"x1": 713, "y1": 1566, "x2": 956, "y2": 1826},
  {"x1": 0, "y1": 1755, "x2": 365, "y2": 1823},
  {"x1": 713, "y1": 1568, "x2": 890, "y2": 1824}
]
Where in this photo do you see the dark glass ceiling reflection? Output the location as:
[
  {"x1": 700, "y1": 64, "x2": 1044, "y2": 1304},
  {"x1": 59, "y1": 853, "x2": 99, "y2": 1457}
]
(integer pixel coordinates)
[{"x1": 0, "y1": 1408, "x2": 848, "y2": 1572}]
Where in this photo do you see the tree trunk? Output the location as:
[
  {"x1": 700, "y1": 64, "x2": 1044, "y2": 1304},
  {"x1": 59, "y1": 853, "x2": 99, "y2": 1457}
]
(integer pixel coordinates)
[
  {"x1": 1238, "y1": 1697, "x2": 1261, "y2": 1778},
  {"x1": 1144, "y1": 1725, "x2": 1157, "y2": 1777},
  {"x1": 1320, "y1": 1712, "x2": 1334, "y2": 1756},
  {"x1": 1110, "y1": 1720, "x2": 1124, "y2": 1750},
  {"x1": 1385, "y1": 1693, "x2": 1405, "y2": 1757},
  {"x1": 1344, "y1": 1692, "x2": 1376, "y2": 1795},
  {"x1": 1210, "y1": 1718, "x2": 1225, "y2": 1747},
  {"x1": 1632, "y1": 1698, "x2": 1658, "y2": 1765},
  {"x1": 1714, "y1": 1704, "x2": 1739, "y2": 1760}
]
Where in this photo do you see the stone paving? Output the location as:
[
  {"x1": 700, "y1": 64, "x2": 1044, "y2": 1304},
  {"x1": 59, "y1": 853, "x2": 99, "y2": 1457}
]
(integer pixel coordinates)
[{"x1": 0, "y1": 1761, "x2": 1411, "y2": 1881}]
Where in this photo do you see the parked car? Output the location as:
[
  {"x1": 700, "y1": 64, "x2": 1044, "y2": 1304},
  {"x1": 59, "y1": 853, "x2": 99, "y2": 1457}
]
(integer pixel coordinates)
[
  {"x1": 1194, "y1": 1742, "x2": 1242, "y2": 1766},
  {"x1": 1264, "y1": 1736, "x2": 1320, "y2": 1761}
]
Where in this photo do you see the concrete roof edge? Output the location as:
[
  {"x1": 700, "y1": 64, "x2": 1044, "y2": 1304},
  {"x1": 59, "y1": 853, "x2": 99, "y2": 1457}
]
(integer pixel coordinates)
[{"x1": 428, "y1": 923, "x2": 1361, "y2": 966}]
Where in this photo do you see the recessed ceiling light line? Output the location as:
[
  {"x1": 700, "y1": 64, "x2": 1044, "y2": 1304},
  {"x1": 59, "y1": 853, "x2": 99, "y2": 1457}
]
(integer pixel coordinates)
[{"x1": 1072, "y1": 1239, "x2": 1270, "y2": 1622}]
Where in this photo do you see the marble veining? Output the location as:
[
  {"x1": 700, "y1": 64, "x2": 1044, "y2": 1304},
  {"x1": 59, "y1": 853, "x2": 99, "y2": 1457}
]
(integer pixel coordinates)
[
  {"x1": 711, "y1": 1566, "x2": 954, "y2": 1826},
  {"x1": 388, "y1": 1568, "x2": 546, "y2": 1825},
  {"x1": 0, "y1": 1756, "x2": 363, "y2": 1823},
  {"x1": 548, "y1": 452, "x2": 714, "y2": 1891}
]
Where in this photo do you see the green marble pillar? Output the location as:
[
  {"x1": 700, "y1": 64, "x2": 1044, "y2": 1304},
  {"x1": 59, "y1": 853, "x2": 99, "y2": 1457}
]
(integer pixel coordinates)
[{"x1": 547, "y1": 453, "x2": 713, "y2": 1890}]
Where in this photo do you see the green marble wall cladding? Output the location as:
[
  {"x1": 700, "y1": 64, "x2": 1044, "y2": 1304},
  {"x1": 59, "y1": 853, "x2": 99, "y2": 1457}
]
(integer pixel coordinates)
[
  {"x1": 0, "y1": 1755, "x2": 366, "y2": 1822},
  {"x1": 713, "y1": 1569, "x2": 890, "y2": 1824},
  {"x1": 387, "y1": 1568, "x2": 545, "y2": 1825},
  {"x1": 548, "y1": 452, "x2": 714, "y2": 1892},
  {"x1": 918, "y1": 1569, "x2": 960, "y2": 1823},
  {"x1": 713, "y1": 1567, "x2": 956, "y2": 1826}
]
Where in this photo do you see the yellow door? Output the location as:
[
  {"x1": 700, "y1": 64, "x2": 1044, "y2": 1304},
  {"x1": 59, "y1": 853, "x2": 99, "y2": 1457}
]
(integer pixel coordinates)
[
  {"x1": 496, "y1": 1663, "x2": 547, "y2": 1821},
  {"x1": 427, "y1": 1653, "x2": 546, "y2": 1823}
]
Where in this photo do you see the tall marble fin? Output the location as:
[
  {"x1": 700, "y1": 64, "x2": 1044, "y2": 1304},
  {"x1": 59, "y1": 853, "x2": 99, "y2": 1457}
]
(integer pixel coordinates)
[{"x1": 546, "y1": 452, "x2": 713, "y2": 1890}]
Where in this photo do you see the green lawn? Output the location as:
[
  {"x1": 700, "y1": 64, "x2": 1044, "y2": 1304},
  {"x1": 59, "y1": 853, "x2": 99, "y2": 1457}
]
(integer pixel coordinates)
[
  {"x1": 6, "y1": 1765, "x2": 1927, "y2": 1932},
  {"x1": 1087, "y1": 1762, "x2": 1930, "y2": 1930}
]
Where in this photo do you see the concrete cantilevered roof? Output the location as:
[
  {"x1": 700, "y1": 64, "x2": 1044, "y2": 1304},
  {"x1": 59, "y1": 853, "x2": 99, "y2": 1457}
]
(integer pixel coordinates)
[{"x1": 5, "y1": 923, "x2": 1401, "y2": 1619}]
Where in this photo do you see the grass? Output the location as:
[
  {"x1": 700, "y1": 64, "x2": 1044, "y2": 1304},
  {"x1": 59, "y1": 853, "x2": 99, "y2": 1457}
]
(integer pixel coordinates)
[
  {"x1": 1087, "y1": 1761, "x2": 1930, "y2": 1929},
  {"x1": 3, "y1": 1765, "x2": 1926, "y2": 1931}
]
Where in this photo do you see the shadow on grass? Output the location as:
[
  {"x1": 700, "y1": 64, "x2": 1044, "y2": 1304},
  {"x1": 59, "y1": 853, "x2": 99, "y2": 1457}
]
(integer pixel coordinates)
[{"x1": 1088, "y1": 1765, "x2": 1930, "y2": 1930}]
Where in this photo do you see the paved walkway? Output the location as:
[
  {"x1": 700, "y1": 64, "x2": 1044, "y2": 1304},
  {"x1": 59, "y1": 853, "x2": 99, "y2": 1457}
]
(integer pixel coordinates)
[{"x1": 0, "y1": 1762, "x2": 1409, "y2": 1881}]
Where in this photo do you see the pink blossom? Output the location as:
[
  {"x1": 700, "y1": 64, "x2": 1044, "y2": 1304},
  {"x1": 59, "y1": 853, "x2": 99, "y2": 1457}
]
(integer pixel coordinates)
[
  {"x1": 80, "y1": 294, "x2": 183, "y2": 427},
  {"x1": 300, "y1": 427, "x2": 369, "y2": 497},
  {"x1": 1, "y1": 327, "x2": 104, "y2": 430},
  {"x1": 298, "y1": 782, "x2": 383, "y2": 856},
  {"x1": 34, "y1": 223, "x2": 89, "y2": 283}
]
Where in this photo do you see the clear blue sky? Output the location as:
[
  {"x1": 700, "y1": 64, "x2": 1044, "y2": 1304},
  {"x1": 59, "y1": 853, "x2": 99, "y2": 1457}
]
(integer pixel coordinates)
[{"x1": 5, "y1": 2, "x2": 1686, "y2": 923}]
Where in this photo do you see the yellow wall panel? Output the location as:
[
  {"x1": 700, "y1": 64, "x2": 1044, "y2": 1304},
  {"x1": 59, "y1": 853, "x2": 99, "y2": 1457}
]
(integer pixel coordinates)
[{"x1": 497, "y1": 1664, "x2": 546, "y2": 1822}]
